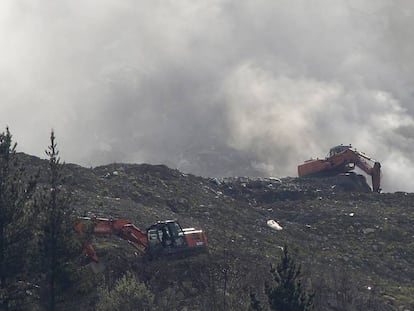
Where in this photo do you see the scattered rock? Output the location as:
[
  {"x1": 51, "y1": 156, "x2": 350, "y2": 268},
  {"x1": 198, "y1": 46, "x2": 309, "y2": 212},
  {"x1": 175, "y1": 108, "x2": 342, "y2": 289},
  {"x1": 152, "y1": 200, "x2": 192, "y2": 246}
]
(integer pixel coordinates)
[{"x1": 362, "y1": 228, "x2": 376, "y2": 234}]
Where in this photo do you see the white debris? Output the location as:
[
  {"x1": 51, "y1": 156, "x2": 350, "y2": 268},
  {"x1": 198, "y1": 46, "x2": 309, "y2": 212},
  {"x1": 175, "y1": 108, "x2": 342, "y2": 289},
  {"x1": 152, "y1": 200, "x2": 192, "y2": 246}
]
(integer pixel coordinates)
[
  {"x1": 349, "y1": 213, "x2": 355, "y2": 217},
  {"x1": 267, "y1": 220, "x2": 283, "y2": 231}
]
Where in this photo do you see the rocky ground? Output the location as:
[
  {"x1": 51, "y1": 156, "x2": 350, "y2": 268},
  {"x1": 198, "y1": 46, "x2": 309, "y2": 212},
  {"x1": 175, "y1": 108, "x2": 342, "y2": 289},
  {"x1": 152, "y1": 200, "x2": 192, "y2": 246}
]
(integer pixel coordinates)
[{"x1": 18, "y1": 153, "x2": 414, "y2": 310}]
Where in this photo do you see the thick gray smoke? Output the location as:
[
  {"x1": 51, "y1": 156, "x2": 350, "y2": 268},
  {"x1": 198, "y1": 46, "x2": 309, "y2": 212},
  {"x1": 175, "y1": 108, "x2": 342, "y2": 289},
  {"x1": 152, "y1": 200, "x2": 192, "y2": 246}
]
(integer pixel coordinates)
[{"x1": 1, "y1": 0, "x2": 413, "y2": 192}]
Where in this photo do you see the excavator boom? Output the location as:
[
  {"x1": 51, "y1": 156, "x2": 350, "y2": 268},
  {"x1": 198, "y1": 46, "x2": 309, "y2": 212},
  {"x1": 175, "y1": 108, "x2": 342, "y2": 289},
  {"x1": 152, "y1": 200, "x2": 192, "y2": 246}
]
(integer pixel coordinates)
[{"x1": 75, "y1": 217, "x2": 149, "y2": 262}]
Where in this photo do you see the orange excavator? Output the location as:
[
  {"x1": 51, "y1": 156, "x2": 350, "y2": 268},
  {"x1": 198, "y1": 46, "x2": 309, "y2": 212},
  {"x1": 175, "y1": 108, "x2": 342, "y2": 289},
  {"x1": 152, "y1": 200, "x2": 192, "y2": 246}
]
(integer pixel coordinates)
[
  {"x1": 75, "y1": 217, "x2": 208, "y2": 263},
  {"x1": 297, "y1": 145, "x2": 381, "y2": 192}
]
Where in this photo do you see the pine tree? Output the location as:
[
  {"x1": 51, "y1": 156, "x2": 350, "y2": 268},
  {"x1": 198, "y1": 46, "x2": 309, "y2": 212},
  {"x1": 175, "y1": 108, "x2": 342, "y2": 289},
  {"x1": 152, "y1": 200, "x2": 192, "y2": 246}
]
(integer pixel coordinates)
[
  {"x1": 37, "y1": 131, "x2": 79, "y2": 311},
  {"x1": 96, "y1": 271, "x2": 155, "y2": 311},
  {"x1": 265, "y1": 245, "x2": 314, "y2": 311},
  {"x1": 0, "y1": 127, "x2": 37, "y2": 310}
]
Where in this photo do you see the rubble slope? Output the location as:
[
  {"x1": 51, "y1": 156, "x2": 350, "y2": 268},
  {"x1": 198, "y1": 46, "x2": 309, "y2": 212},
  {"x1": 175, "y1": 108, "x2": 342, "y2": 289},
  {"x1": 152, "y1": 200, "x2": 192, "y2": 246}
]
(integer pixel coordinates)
[{"x1": 18, "y1": 153, "x2": 414, "y2": 310}]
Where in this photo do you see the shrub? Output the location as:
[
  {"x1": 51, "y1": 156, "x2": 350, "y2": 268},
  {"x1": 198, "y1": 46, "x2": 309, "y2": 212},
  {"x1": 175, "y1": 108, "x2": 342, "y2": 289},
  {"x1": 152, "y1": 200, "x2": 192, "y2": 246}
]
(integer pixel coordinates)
[{"x1": 96, "y1": 271, "x2": 155, "y2": 311}]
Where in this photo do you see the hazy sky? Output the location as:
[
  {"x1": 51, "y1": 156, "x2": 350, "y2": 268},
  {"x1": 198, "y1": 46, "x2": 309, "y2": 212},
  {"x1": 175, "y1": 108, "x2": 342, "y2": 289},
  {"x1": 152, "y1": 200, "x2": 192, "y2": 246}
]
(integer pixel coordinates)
[{"x1": 1, "y1": 0, "x2": 413, "y2": 192}]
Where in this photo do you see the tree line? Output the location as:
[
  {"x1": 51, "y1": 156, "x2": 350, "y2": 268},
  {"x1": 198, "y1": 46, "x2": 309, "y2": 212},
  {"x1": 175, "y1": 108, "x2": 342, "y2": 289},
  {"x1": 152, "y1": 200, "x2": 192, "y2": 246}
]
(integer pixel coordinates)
[{"x1": 0, "y1": 128, "x2": 80, "y2": 310}]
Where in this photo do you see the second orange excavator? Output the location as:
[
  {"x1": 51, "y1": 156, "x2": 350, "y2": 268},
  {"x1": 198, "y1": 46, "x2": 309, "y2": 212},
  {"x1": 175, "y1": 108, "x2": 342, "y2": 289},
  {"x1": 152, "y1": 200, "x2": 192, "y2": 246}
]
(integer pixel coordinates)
[
  {"x1": 298, "y1": 145, "x2": 381, "y2": 192},
  {"x1": 75, "y1": 217, "x2": 208, "y2": 263}
]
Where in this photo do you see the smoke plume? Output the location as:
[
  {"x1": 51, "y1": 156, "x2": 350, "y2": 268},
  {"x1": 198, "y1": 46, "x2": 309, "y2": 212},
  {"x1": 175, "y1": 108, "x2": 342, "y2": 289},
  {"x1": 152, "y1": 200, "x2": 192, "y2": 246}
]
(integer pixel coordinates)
[{"x1": 1, "y1": 0, "x2": 413, "y2": 192}]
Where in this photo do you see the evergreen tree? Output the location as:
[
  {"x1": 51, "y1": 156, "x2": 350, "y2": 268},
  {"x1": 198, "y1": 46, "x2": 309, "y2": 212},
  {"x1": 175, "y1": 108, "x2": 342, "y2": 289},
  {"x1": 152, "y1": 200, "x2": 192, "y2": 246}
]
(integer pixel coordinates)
[
  {"x1": 37, "y1": 131, "x2": 79, "y2": 311},
  {"x1": 0, "y1": 127, "x2": 37, "y2": 310},
  {"x1": 265, "y1": 245, "x2": 314, "y2": 311}
]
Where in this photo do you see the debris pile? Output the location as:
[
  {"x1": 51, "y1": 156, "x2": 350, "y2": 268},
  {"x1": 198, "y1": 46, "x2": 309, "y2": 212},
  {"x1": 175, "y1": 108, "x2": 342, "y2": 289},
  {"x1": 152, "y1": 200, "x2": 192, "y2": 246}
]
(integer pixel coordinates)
[{"x1": 211, "y1": 172, "x2": 372, "y2": 204}]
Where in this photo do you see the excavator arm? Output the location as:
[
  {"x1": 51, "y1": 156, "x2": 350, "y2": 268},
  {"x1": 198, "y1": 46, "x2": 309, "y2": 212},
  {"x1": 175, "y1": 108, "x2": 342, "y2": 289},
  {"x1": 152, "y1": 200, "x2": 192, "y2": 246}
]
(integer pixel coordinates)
[
  {"x1": 331, "y1": 148, "x2": 381, "y2": 192},
  {"x1": 75, "y1": 217, "x2": 149, "y2": 262},
  {"x1": 352, "y1": 151, "x2": 381, "y2": 193}
]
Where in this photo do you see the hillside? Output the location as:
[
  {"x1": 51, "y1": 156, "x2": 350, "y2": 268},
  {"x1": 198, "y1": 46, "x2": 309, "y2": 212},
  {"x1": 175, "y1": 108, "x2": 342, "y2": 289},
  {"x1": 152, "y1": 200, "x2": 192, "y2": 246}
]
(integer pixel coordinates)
[{"x1": 18, "y1": 153, "x2": 414, "y2": 310}]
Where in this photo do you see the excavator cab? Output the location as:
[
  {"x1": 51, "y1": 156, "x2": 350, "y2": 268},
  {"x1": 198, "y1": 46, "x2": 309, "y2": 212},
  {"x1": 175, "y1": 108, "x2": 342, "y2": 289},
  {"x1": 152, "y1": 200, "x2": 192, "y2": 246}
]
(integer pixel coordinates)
[
  {"x1": 146, "y1": 220, "x2": 188, "y2": 257},
  {"x1": 329, "y1": 145, "x2": 351, "y2": 157}
]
